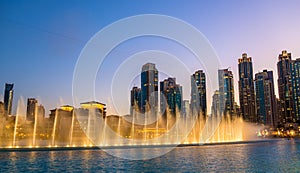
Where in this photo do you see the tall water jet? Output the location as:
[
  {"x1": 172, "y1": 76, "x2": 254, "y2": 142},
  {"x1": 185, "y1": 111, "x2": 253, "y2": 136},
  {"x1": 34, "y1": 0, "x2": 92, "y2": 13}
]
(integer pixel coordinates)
[
  {"x1": 13, "y1": 96, "x2": 25, "y2": 147},
  {"x1": 175, "y1": 108, "x2": 180, "y2": 143},
  {"x1": 32, "y1": 104, "x2": 38, "y2": 146},
  {"x1": 116, "y1": 115, "x2": 122, "y2": 145},
  {"x1": 69, "y1": 110, "x2": 75, "y2": 145},
  {"x1": 51, "y1": 109, "x2": 58, "y2": 146},
  {"x1": 130, "y1": 102, "x2": 139, "y2": 144},
  {"x1": 86, "y1": 108, "x2": 97, "y2": 145},
  {"x1": 12, "y1": 110, "x2": 19, "y2": 147},
  {"x1": 130, "y1": 113, "x2": 135, "y2": 145},
  {"x1": 155, "y1": 113, "x2": 159, "y2": 144},
  {"x1": 102, "y1": 116, "x2": 108, "y2": 146}
]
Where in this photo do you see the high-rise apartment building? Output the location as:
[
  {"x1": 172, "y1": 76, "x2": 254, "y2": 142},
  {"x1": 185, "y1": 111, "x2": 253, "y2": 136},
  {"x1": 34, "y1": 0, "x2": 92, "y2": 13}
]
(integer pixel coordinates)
[
  {"x1": 254, "y1": 70, "x2": 277, "y2": 127},
  {"x1": 160, "y1": 77, "x2": 182, "y2": 117},
  {"x1": 218, "y1": 69, "x2": 235, "y2": 117},
  {"x1": 26, "y1": 98, "x2": 38, "y2": 121},
  {"x1": 238, "y1": 53, "x2": 256, "y2": 122},
  {"x1": 190, "y1": 70, "x2": 207, "y2": 118},
  {"x1": 3, "y1": 83, "x2": 14, "y2": 116},
  {"x1": 141, "y1": 63, "x2": 158, "y2": 115},
  {"x1": 130, "y1": 86, "x2": 141, "y2": 115},
  {"x1": 290, "y1": 58, "x2": 300, "y2": 123},
  {"x1": 277, "y1": 50, "x2": 294, "y2": 124}
]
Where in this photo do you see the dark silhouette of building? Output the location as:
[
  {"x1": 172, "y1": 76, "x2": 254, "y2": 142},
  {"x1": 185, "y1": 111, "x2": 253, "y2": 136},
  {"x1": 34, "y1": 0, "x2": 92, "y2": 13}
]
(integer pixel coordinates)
[
  {"x1": 3, "y1": 83, "x2": 14, "y2": 116},
  {"x1": 211, "y1": 90, "x2": 220, "y2": 117},
  {"x1": 182, "y1": 100, "x2": 190, "y2": 117},
  {"x1": 26, "y1": 98, "x2": 38, "y2": 121},
  {"x1": 277, "y1": 50, "x2": 294, "y2": 125},
  {"x1": 141, "y1": 63, "x2": 158, "y2": 115},
  {"x1": 238, "y1": 53, "x2": 256, "y2": 122},
  {"x1": 190, "y1": 70, "x2": 207, "y2": 119},
  {"x1": 130, "y1": 86, "x2": 141, "y2": 115},
  {"x1": 255, "y1": 70, "x2": 277, "y2": 127},
  {"x1": 160, "y1": 77, "x2": 182, "y2": 117},
  {"x1": 218, "y1": 69, "x2": 235, "y2": 118}
]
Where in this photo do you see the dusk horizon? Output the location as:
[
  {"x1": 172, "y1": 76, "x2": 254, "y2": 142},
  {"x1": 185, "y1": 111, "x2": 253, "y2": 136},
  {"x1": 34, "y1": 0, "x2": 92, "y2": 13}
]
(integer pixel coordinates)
[
  {"x1": 2, "y1": 1, "x2": 300, "y2": 116},
  {"x1": 1, "y1": 1, "x2": 300, "y2": 172}
]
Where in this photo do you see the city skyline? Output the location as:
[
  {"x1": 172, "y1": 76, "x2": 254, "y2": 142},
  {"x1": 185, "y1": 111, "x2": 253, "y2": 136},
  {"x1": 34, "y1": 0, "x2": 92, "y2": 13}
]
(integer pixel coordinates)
[
  {"x1": 1, "y1": 1, "x2": 300, "y2": 115},
  {"x1": 1, "y1": 1, "x2": 300, "y2": 171}
]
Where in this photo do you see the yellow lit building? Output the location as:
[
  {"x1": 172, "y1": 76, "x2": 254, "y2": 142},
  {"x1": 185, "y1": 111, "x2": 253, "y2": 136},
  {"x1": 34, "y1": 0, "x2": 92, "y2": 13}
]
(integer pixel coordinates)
[{"x1": 80, "y1": 101, "x2": 106, "y2": 117}]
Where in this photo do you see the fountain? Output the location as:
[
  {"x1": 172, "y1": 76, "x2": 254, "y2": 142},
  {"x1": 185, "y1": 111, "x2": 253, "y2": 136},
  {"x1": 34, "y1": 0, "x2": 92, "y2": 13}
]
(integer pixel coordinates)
[
  {"x1": 12, "y1": 107, "x2": 19, "y2": 147},
  {"x1": 0, "y1": 96, "x2": 262, "y2": 150},
  {"x1": 12, "y1": 96, "x2": 26, "y2": 147},
  {"x1": 51, "y1": 109, "x2": 58, "y2": 146},
  {"x1": 69, "y1": 110, "x2": 75, "y2": 145},
  {"x1": 32, "y1": 104, "x2": 38, "y2": 146}
]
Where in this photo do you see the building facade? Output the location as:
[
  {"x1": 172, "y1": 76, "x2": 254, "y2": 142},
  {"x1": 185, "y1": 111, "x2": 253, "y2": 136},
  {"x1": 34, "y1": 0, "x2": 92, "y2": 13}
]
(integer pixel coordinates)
[
  {"x1": 182, "y1": 100, "x2": 190, "y2": 117},
  {"x1": 26, "y1": 98, "x2": 38, "y2": 121},
  {"x1": 160, "y1": 77, "x2": 182, "y2": 117},
  {"x1": 290, "y1": 58, "x2": 300, "y2": 124},
  {"x1": 277, "y1": 50, "x2": 294, "y2": 124},
  {"x1": 238, "y1": 53, "x2": 256, "y2": 122},
  {"x1": 218, "y1": 69, "x2": 235, "y2": 118},
  {"x1": 190, "y1": 70, "x2": 207, "y2": 118},
  {"x1": 130, "y1": 86, "x2": 141, "y2": 115},
  {"x1": 141, "y1": 63, "x2": 158, "y2": 115},
  {"x1": 211, "y1": 90, "x2": 220, "y2": 117},
  {"x1": 3, "y1": 83, "x2": 14, "y2": 116},
  {"x1": 254, "y1": 70, "x2": 277, "y2": 127}
]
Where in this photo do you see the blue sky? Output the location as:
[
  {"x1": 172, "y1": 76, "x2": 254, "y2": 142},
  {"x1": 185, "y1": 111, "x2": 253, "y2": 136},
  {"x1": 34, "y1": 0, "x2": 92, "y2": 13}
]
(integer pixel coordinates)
[{"x1": 1, "y1": 0, "x2": 300, "y2": 115}]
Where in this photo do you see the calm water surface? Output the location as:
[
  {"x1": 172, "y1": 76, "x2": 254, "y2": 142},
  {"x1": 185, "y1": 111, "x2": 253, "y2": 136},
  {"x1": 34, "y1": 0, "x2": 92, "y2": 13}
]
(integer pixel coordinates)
[{"x1": 0, "y1": 139, "x2": 299, "y2": 172}]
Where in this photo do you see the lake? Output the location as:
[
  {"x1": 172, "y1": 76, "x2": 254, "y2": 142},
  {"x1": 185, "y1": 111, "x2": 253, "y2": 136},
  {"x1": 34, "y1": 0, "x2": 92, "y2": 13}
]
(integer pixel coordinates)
[{"x1": 0, "y1": 139, "x2": 299, "y2": 172}]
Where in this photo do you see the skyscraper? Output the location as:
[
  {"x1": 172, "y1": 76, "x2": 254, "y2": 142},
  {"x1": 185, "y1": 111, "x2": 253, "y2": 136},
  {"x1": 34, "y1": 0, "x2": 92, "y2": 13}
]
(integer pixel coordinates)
[
  {"x1": 190, "y1": 70, "x2": 207, "y2": 118},
  {"x1": 182, "y1": 100, "x2": 190, "y2": 117},
  {"x1": 211, "y1": 90, "x2": 220, "y2": 117},
  {"x1": 3, "y1": 83, "x2": 14, "y2": 116},
  {"x1": 277, "y1": 50, "x2": 294, "y2": 124},
  {"x1": 238, "y1": 53, "x2": 256, "y2": 122},
  {"x1": 290, "y1": 58, "x2": 300, "y2": 124},
  {"x1": 254, "y1": 70, "x2": 277, "y2": 127},
  {"x1": 26, "y1": 98, "x2": 38, "y2": 121},
  {"x1": 218, "y1": 69, "x2": 235, "y2": 117},
  {"x1": 130, "y1": 86, "x2": 141, "y2": 115},
  {"x1": 160, "y1": 77, "x2": 182, "y2": 117},
  {"x1": 141, "y1": 63, "x2": 158, "y2": 115}
]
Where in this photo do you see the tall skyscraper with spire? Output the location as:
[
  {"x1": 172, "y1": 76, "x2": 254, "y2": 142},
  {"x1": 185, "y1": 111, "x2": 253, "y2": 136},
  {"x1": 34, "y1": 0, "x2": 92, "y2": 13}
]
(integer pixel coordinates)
[
  {"x1": 238, "y1": 53, "x2": 256, "y2": 122},
  {"x1": 3, "y1": 83, "x2": 14, "y2": 116},
  {"x1": 277, "y1": 50, "x2": 294, "y2": 125},
  {"x1": 141, "y1": 63, "x2": 158, "y2": 116}
]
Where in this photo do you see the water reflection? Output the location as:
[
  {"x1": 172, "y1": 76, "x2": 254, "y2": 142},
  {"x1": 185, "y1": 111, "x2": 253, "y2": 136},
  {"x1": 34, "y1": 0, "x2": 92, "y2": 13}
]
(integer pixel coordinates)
[{"x1": 0, "y1": 140, "x2": 299, "y2": 172}]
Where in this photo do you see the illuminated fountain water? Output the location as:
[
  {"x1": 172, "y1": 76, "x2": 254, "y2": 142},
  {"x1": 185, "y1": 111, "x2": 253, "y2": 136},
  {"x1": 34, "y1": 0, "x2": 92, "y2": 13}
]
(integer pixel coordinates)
[
  {"x1": 69, "y1": 110, "x2": 75, "y2": 145},
  {"x1": 12, "y1": 96, "x2": 26, "y2": 147},
  {"x1": 1, "y1": 99, "x2": 259, "y2": 149},
  {"x1": 51, "y1": 109, "x2": 58, "y2": 146},
  {"x1": 130, "y1": 111, "x2": 135, "y2": 145},
  {"x1": 32, "y1": 104, "x2": 38, "y2": 146},
  {"x1": 12, "y1": 104, "x2": 20, "y2": 147}
]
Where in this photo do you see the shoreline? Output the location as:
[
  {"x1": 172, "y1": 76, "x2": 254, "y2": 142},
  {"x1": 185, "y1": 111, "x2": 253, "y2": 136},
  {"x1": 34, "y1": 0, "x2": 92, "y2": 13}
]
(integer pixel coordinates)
[{"x1": 0, "y1": 139, "x2": 290, "y2": 152}]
